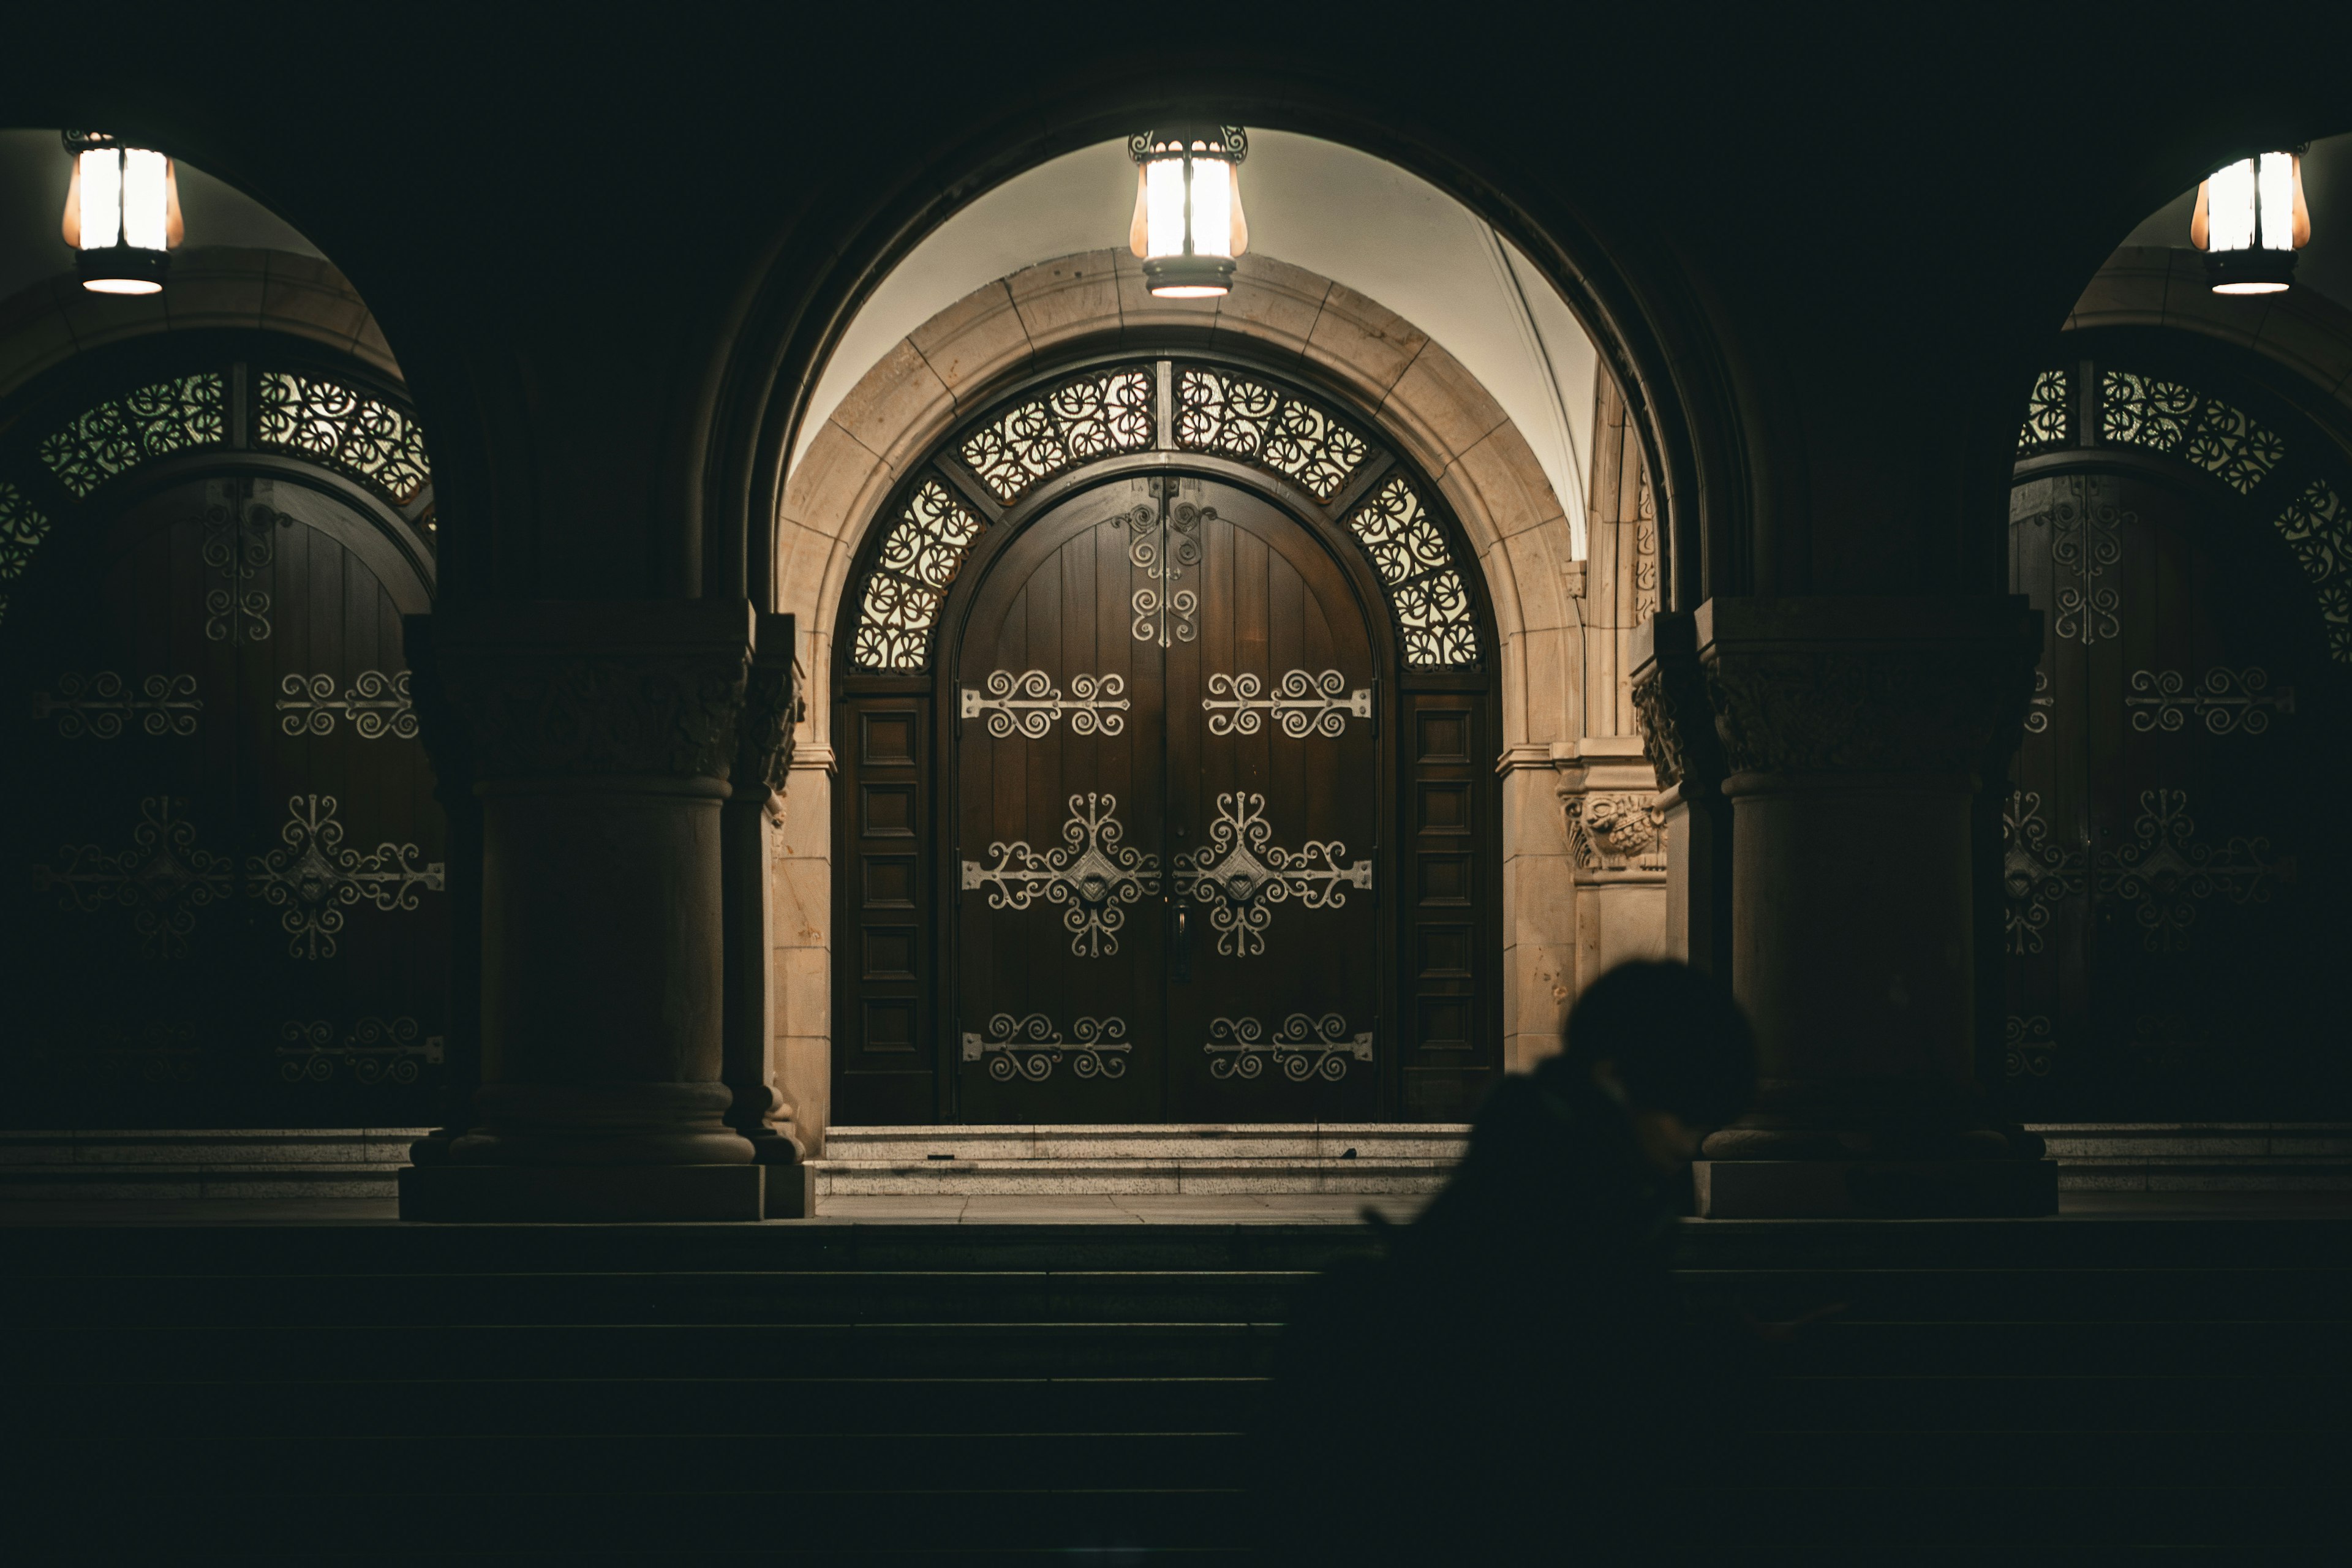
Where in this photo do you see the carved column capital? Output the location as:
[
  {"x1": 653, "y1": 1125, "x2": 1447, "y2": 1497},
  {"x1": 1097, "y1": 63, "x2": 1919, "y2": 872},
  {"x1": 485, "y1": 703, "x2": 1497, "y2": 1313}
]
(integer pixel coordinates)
[
  {"x1": 1630, "y1": 610, "x2": 1725, "y2": 794},
  {"x1": 430, "y1": 599, "x2": 764, "y2": 783},
  {"x1": 1695, "y1": 597, "x2": 2042, "y2": 782},
  {"x1": 732, "y1": 612, "x2": 801, "y2": 805}
]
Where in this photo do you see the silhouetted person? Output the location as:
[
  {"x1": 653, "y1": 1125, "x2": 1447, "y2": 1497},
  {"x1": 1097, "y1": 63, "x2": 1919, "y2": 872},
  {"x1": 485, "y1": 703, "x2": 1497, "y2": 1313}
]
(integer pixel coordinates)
[{"x1": 1259, "y1": 960, "x2": 1757, "y2": 1565}]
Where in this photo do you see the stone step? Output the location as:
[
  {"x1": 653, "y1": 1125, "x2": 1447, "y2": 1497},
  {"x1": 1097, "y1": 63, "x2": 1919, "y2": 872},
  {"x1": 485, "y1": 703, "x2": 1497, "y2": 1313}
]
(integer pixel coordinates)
[
  {"x1": 2026, "y1": 1122, "x2": 2352, "y2": 1190},
  {"x1": 0, "y1": 1128, "x2": 426, "y2": 1199},
  {"x1": 806, "y1": 1157, "x2": 1454, "y2": 1196},
  {"x1": 820, "y1": 1122, "x2": 1471, "y2": 1161},
  {"x1": 810, "y1": 1123, "x2": 1470, "y2": 1197}
]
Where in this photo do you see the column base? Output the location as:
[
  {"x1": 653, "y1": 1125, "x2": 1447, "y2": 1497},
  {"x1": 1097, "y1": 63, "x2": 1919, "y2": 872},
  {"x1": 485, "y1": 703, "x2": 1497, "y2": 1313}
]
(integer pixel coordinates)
[
  {"x1": 398, "y1": 1163, "x2": 766, "y2": 1221},
  {"x1": 1694, "y1": 1158, "x2": 2057, "y2": 1218}
]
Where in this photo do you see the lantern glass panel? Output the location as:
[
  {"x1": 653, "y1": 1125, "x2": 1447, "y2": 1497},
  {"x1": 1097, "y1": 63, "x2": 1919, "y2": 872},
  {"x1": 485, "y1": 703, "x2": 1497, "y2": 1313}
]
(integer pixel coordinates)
[
  {"x1": 1189, "y1": 160, "x2": 1233, "y2": 259},
  {"x1": 2208, "y1": 159, "x2": 2258, "y2": 252},
  {"x1": 2258, "y1": 151, "x2": 2296, "y2": 250},
  {"x1": 76, "y1": 149, "x2": 121, "y2": 251},
  {"x1": 122, "y1": 149, "x2": 170, "y2": 252},
  {"x1": 1144, "y1": 157, "x2": 1188, "y2": 259}
]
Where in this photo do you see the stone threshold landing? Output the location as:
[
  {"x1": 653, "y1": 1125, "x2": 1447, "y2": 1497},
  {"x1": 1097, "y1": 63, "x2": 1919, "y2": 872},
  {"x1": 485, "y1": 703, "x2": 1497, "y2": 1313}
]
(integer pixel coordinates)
[{"x1": 808, "y1": 1123, "x2": 1472, "y2": 1197}]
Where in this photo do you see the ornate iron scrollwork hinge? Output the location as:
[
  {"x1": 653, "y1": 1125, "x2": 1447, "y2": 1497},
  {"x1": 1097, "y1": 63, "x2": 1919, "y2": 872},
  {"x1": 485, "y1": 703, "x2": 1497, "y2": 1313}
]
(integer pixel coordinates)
[
  {"x1": 1121, "y1": 496, "x2": 1205, "y2": 647},
  {"x1": 1172, "y1": 791, "x2": 1370, "y2": 957},
  {"x1": 960, "y1": 1012, "x2": 1131, "y2": 1081},
  {"x1": 1202, "y1": 669, "x2": 1370, "y2": 737},
  {"x1": 1205, "y1": 1012, "x2": 1373, "y2": 1081},
  {"x1": 33, "y1": 673, "x2": 200, "y2": 738},
  {"x1": 960, "y1": 669, "x2": 1131, "y2": 738},
  {"x1": 960, "y1": 792, "x2": 1161, "y2": 957}
]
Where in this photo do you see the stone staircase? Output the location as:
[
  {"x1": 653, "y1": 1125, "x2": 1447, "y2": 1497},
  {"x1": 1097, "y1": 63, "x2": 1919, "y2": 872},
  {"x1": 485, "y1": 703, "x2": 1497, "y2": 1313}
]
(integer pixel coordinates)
[
  {"x1": 2028, "y1": 1121, "x2": 2352, "y2": 1190},
  {"x1": 805, "y1": 1122, "x2": 1470, "y2": 1196},
  {"x1": 0, "y1": 1128, "x2": 423, "y2": 1199},
  {"x1": 1, "y1": 1212, "x2": 2340, "y2": 1561},
  {"x1": 3, "y1": 1123, "x2": 2344, "y2": 1204}
]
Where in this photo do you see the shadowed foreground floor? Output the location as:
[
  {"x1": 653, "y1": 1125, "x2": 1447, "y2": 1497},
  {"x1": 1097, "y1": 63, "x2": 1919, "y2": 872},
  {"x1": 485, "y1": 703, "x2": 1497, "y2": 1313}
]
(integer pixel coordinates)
[{"x1": 2, "y1": 1194, "x2": 2343, "y2": 1562}]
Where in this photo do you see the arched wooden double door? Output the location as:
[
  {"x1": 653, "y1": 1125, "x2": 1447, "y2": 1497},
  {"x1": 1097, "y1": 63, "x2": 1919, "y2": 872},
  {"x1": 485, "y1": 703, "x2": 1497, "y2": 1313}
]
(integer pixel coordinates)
[
  {"x1": 835, "y1": 353, "x2": 1499, "y2": 1125},
  {"x1": 0, "y1": 347, "x2": 447, "y2": 1126},
  {"x1": 954, "y1": 474, "x2": 1380, "y2": 1121},
  {"x1": 2001, "y1": 349, "x2": 2352, "y2": 1119}
]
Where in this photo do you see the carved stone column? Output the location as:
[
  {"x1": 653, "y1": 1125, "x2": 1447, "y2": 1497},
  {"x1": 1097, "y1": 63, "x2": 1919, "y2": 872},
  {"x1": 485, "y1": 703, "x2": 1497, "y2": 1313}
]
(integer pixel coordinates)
[
  {"x1": 1688, "y1": 597, "x2": 2056, "y2": 1218},
  {"x1": 400, "y1": 617, "x2": 483, "y2": 1170},
  {"x1": 1630, "y1": 610, "x2": 1731, "y2": 978},
  {"x1": 1553, "y1": 736, "x2": 1668, "y2": 999},
  {"x1": 397, "y1": 599, "x2": 771, "y2": 1221},
  {"x1": 722, "y1": 612, "x2": 805, "y2": 1216}
]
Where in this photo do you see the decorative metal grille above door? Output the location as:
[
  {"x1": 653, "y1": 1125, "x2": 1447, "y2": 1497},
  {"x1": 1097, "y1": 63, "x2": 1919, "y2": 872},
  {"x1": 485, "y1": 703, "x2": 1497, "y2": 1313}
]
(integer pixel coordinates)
[{"x1": 834, "y1": 354, "x2": 1501, "y2": 1125}]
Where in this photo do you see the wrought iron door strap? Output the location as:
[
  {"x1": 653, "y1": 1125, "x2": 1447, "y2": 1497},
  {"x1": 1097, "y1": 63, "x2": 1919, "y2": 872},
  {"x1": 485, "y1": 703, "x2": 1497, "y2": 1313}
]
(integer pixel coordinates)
[
  {"x1": 2091, "y1": 788, "x2": 2288, "y2": 952},
  {"x1": 2125, "y1": 668, "x2": 2294, "y2": 734},
  {"x1": 279, "y1": 1017, "x2": 443, "y2": 1085},
  {"x1": 2019, "y1": 477, "x2": 2124, "y2": 646},
  {"x1": 1123, "y1": 496, "x2": 1204, "y2": 647},
  {"x1": 1202, "y1": 669, "x2": 1370, "y2": 737},
  {"x1": 34, "y1": 672, "x2": 200, "y2": 738},
  {"x1": 250, "y1": 794, "x2": 445, "y2": 961},
  {"x1": 962, "y1": 1012, "x2": 1130, "y2": 1081},
  {"x1": 36, "y1": 796, "x2": 232, "y2": 959},
  {"x1": 202, "y1": 499, "x2": 278, "y2": 644},
  {"x1": 961, "y1": 792, "x2": 1161, "y2": 957},
  {"x1": 1172, "y1": 791, "x2": 1370, "y2": 957},
  {"x1": 960, "y1": 669, "x2": 1130, "y2": 738},
  {"x1": 277, "y1": 671, "x2": 418, "y2": 739},
  {"x1": 1205, "y1": 1012, "x2": 1373, "y2": 1081}
]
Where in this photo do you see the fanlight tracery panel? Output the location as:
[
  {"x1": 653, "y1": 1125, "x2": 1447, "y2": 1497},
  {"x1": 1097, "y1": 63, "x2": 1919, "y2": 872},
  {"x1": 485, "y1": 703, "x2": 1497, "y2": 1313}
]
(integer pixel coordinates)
[
  {"x1": 254, "y1": 371, "x2": 433, "y2": 507},
  {"x1": 852, "y1": 480, "x2": 988, "y2": 673},
  {"x1": 1345, "y1": 475, "x2": 1480, "y2": 667},
  {"x1": 1174, "y1": 367, "x2": 1370, "y2": 502},
  {"x1": 960, "y1": 366, "x2": 1155, "y2": 503},
  {"x1": 38, "y1": 374, "x2": 227, "y2": 498}
]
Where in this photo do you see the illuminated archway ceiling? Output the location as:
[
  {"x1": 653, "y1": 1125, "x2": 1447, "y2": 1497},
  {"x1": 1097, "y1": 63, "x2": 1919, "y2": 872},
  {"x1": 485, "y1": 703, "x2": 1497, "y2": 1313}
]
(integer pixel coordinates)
[{"x1": 797, "y1": 132, "x2": 1602, "y2": 555}]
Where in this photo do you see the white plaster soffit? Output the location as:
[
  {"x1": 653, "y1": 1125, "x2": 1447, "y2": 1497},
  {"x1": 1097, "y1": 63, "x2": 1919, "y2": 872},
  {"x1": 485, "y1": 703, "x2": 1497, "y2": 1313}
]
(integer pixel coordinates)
[{"x1": 789, "y1": 132, "x2": 1600, "y2": 558}]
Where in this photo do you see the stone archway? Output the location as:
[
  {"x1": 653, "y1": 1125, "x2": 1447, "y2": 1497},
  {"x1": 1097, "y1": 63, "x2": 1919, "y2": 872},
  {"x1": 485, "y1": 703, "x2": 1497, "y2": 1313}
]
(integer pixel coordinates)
[
  {"x1": 767, "y1": 251, "x2": 1657, "y2": 1145},
  {"x1": 0, "y1": 247, "x2": 402, "y2": 399}
]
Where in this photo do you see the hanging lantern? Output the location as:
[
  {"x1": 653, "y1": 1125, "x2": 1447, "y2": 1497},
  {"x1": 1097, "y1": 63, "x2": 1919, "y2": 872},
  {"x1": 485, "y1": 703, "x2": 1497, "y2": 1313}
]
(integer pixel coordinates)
[
  {"x1": 1128, "y1": 125, "x2": 1250, "y2": 298},
  {"x1": 2190, "y1": 149, "x2": 2309, "y2": 296},
  {"x1": 61, "y1": 130, "x2": 184, "y2": 296}
]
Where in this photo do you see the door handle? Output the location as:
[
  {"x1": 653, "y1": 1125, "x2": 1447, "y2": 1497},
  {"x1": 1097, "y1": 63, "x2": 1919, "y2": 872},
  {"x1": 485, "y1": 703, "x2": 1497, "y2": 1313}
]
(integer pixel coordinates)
[{"x1": 1172, "y1": 901, "x2": 1191, "y2": 985}]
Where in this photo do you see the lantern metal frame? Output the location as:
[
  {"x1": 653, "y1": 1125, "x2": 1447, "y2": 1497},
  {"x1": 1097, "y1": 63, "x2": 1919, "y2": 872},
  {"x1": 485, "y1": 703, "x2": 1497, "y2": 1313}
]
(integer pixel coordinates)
[
  {"x1": 2192, "y1": 146, "x2": 2309, "y2": 297},
  {"x1": 1128, "y1": 124, "x2": 1250, "y2": 298},
  {"x1": 62, "y1": 130, "x2": 179, "y2": 295}
]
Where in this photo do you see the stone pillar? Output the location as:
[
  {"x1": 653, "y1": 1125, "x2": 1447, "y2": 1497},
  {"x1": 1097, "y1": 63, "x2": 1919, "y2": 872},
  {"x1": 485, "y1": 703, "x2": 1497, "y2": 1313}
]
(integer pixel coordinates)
[
  {"x1": 397, "y1": 599, "x2": 771, "y2": 1221},
  {"x1": 1553, "y1": 736, "x2": 1668, "y2": 998},
  {"x1": 1678, "y1": 597, "x2": 2056, "y2": 1218},
  {"x1": 722, "y1": 612, "x2": 804, "y2": 1216},
  {"x1": 1630, "y1": 611, "x2": 1731, "y2": 978},
  {"x1": 401, "y1": 616, "x2": 483, "y2": 1168}
]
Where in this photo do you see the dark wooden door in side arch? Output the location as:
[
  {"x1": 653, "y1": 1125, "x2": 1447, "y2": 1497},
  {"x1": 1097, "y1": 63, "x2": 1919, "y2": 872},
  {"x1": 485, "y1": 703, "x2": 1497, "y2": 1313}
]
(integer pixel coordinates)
[
  {"x1": 2005, "y1": 469, "x2": 2344, "y2": 1117},
  {"x1": 954, "y1": 475, "x2": 1382, "y2": 1122},
  {"x1": 0, "y1": 475, "x2": 446, "y2": 1125}
]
